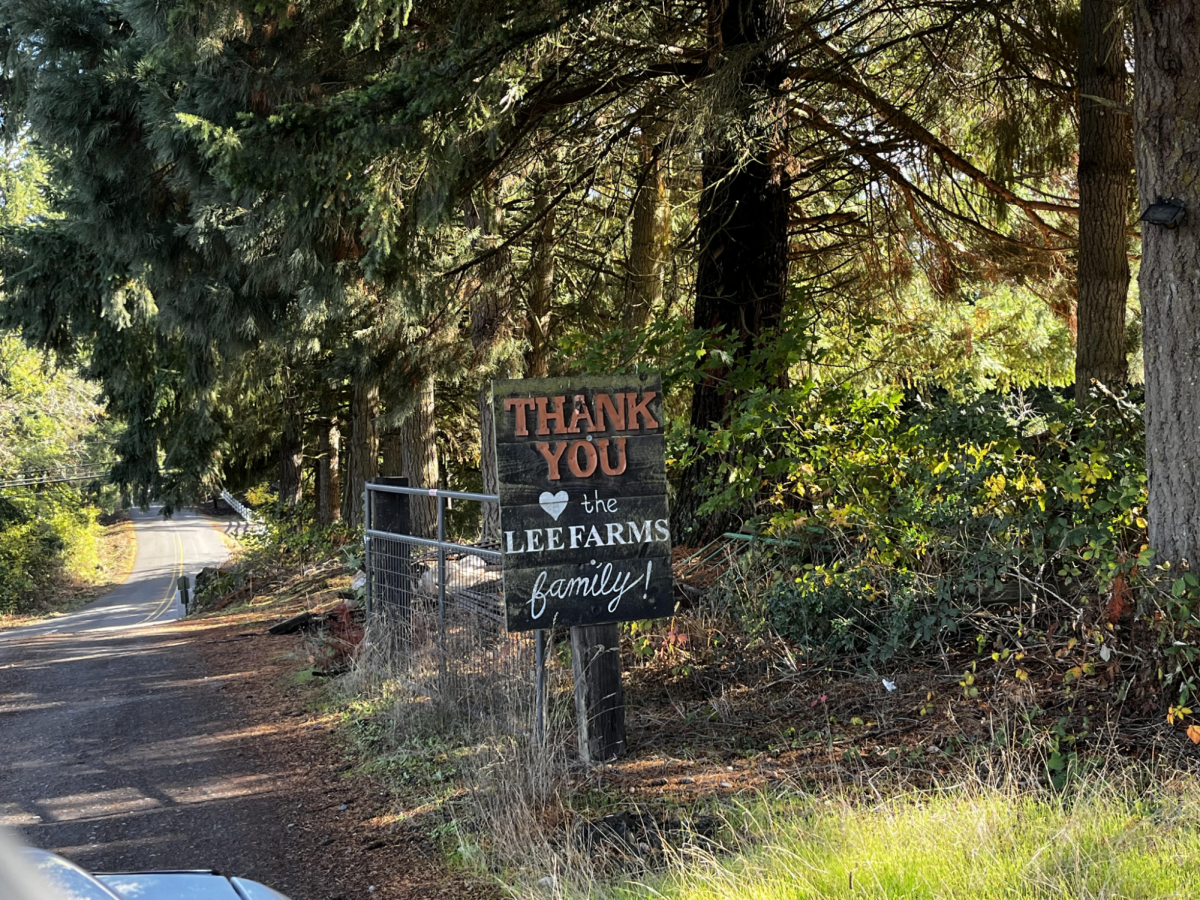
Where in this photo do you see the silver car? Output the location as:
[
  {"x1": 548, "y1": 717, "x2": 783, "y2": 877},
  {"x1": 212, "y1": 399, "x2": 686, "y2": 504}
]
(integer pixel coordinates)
[{"x1": 1, "y1": 833, "x2": 291, "y2": 900}]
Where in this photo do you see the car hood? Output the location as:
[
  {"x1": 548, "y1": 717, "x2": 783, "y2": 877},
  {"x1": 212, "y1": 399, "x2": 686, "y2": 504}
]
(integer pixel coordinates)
[{"x1": 26, "y1": 849, "x2": 290, "y2": 900}]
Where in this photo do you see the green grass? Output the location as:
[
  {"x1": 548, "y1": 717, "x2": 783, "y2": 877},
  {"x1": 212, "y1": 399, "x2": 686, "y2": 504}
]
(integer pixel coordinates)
[{"x1": 603, "y1": 781, "x2": 1200, "y2": 900}]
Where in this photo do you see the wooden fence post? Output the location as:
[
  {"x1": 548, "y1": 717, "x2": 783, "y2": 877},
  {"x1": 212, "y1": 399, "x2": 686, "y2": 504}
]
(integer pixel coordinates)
[
  {"x1": 571, "y1": 622, "x2": 626, "y2": 764},
  {"x1": 369, "y1": 477, "x2": 411, "y2": 652}
]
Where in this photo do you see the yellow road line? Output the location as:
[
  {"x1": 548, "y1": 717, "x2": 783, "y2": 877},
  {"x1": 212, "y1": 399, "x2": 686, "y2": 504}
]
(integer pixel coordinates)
[{"x1": 143, "y1": 529, "x2": 185, "y2": 625}]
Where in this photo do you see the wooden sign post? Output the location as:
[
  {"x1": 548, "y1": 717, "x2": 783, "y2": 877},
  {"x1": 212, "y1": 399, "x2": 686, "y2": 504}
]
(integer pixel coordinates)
[{"x1": 491, "y1": 373, "x2": 672, "y2": 763}]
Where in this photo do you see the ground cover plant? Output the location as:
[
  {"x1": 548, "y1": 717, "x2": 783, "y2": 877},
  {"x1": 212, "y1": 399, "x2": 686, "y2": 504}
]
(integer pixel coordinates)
[{"x1": 606, "y1": 776, "x2": 1200, "y2": 900}]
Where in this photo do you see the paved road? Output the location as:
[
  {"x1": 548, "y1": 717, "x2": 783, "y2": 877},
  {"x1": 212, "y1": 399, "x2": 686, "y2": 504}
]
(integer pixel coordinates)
[
  {"x1": 0, "y1": 508, "x2": 305, "y2": 886},
  {"x1": 3, "y1": 507, "x2": 227, "y2": 640}
]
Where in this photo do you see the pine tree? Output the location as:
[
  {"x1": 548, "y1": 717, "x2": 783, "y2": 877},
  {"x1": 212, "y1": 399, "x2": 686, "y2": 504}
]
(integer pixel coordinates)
[
  {"x1": 1133, "y1": 0, "x2": 1200, "y2": 566},
  {"x1": 1076, "y1": 0, "x2": 1133, "y2": 400}
]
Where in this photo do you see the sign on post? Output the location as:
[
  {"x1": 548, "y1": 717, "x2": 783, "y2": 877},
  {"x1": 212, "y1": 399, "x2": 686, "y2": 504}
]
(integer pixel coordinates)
[{"x1": 492, "y1": 373, "x2": 673, "y2": 631}]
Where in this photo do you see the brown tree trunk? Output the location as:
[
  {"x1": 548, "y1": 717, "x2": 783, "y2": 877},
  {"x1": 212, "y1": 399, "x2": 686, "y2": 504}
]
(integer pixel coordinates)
[
  {"x1": 468, "y1": 188, "x2": 510, "y2": 542},
  {"x1": 623, "y1": 122, "x2": 669, "y2": 331},
  {"x1": 1134, "y1": 0, "x2": 1200, "y2": 566},
  {"x1": 400, "y1": 374, "x2": 439, "y2": 539},
  {"x1": 673, "y1": 0, "x2": 790, "y2": 542},
  {"x1": 1075, "y1": 0, "x2": 1132, "y2": 402},
  {"x1": 316, "y1": 421, "x2": 341, "y2": 526},
  {"x1": 279, "y1": 408, "x2": 304, "y2": 507},
  {"x1": 342, "y1": 379, "x2": 379, "y2": 528},
  {"x1": 525, "y1": 175, "x2": 557, "y2": 379},
  {"x1": 478, "y1": 385, "x2": 501, "y2": 541}
]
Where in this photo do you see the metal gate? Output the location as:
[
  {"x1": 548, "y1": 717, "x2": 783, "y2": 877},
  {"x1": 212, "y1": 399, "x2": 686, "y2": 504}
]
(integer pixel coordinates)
[{"x1": 362, "y1": 480, "x2": 538, "y2": 725}]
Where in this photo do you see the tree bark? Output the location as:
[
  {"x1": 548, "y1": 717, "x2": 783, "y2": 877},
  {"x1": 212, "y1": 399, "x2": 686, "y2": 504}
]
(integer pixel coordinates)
[
  {"x1": 316, "y1": 420, "x2": 341, "y2": 526},
  {"x1": 525, "y1": 175, "x2": 557, "y2": 379},
  {"x1": 468, "y1": 188, "x2": 510, "y2": 542},
  {"x1": 400, "y1": 374, "x2": 439, "y2": 539},
  {"x1": 1075, "y1": 0, "x2": 1132, "y2": 402},
  {"x1": 279, "y1": 407, "x2": 304, "y2": 507},
  {"x1": 370, "y1": 475, "x2": 412, "y2": 651},
  {"x1": 380, "y1": 430, "x2": 402, "y2": 478},
  {"x1": 673, "y1": 0, "x2": 790, "y2": 542},
  {"x1": 1134, "y1": 0, "x2": 1200, "y2": 566},
  {"x1": 342, "y1": 379, "x2": 379, "y2": 528},
  {"x1": 478, "y1": 385, "x2": 500, "y2": 540},
  {"x1": 623, "y1": 122, "x2": 669, "y2": 331}
]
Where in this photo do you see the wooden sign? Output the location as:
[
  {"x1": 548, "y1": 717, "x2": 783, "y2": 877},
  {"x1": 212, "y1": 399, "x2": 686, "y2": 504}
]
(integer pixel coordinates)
[{"x1": 492, "y1": 373, "x2": 673, "y2": 631}]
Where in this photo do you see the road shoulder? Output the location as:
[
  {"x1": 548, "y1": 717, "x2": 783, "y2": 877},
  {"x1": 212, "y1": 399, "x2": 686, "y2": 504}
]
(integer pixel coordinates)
[{"x1": 185, "y1": 612, "x2": 496, "y2": 900}]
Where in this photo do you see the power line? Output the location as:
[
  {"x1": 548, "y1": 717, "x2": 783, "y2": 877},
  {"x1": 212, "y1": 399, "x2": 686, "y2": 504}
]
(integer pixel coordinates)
[{"x1": 0, "y1": 467, "x2": 110, "y2": 490}]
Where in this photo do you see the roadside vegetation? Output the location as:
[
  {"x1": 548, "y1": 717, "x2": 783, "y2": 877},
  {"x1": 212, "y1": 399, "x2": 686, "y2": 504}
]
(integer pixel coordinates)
[
  {"x1": 197, "y1": 378, "x2": 1200, "y2": 899},
  {"x1": 0, "y1": 334, "x2": 129, "y2": 623},
  {"x1": 616, "y1": 779, "x2": 1200, "y2": 900},
  {"x1": 0, "y1": 141, "x2": 131, "y2": 624}
]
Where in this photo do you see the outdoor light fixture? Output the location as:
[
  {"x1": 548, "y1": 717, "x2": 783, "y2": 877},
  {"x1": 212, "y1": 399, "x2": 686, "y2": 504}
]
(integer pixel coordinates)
[{"x1": 1140, "y1": 198, "x2": 1187, "y2": 229}]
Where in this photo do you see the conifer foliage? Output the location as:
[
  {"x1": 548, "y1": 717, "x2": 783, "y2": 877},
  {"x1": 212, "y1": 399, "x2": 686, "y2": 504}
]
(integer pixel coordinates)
[{"x1": 0, "y1": 0, "x2": 1147, "y2": 547}]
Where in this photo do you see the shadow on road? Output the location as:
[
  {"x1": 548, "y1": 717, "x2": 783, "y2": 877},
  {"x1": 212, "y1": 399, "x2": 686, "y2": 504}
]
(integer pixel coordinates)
[{"x1": 0, "y1": 621, "x2": 307, "y2": 888}]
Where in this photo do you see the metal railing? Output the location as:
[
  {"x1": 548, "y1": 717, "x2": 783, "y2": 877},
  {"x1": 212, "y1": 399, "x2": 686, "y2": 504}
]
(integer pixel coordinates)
[
  {"x1": 220, "y1": 489, "x2": 267, "y2": 534},
  {"x1": 363, "y1": 481, "x2": 542, "y2": 732}
]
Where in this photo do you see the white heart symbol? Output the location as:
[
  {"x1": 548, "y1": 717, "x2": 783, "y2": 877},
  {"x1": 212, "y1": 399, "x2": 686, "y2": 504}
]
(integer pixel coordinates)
[{"x1": 539, "y1": 490, "x2": 569, "y2": 521}]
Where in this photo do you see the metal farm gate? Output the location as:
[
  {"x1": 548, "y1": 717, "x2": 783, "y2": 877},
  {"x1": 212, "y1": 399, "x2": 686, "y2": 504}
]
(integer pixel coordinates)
[{"x1": 362, "y1": 480, "x2": 542, "y2": 728}]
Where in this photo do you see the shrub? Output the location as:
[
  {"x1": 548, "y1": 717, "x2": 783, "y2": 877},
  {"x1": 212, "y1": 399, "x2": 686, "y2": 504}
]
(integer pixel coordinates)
[
  {"x1": 0, "y1": 486, "x2": 101, "y2": 613},
  {"x1": 702, "y1": 384, "x2": 1149, "y2": 664}
]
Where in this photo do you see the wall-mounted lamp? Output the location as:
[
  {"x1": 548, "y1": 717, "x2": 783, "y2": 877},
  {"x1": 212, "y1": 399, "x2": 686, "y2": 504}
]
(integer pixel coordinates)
[{"x1": 1140, "y1": 198, "x2": 1187, "y2": 229}]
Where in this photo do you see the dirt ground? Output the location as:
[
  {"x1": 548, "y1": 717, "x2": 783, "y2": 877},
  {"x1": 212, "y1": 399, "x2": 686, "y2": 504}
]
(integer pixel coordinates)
[
  {"x1": 0, "y1": 604, "x2": 493, "y2": 900},
  {"x1": 191, "y1": 615, "x2": 497, "y2": 900}
]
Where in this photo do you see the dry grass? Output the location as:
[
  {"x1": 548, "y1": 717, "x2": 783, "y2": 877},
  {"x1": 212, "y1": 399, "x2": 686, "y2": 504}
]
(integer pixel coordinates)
[
  {"x1": 190, "y1": 539, "x2": 1200, "y2": 900},
  {"x1": 329, "y1": 599, "x2": 1200, "y2": 900},
  {"x1": 0, "y1": 515, "x2": 138, "y2": 630},
  {"x1": 588, "y1": 765, "x2": 1200, "y2": 900}
]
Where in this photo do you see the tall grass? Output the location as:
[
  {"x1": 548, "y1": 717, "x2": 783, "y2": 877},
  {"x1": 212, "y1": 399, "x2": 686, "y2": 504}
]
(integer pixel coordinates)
[
  {"x1": 341, "y1": 614, "x2": 581, "y2": 881},
  {"x1": 595, "y1": 777, "x2": 1200, "y2": 900}
]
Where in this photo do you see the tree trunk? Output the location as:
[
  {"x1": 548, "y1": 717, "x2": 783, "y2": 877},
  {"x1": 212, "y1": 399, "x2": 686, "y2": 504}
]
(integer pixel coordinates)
[
  {"x1": 400, "y1": 374, "x2": 439, "y2": 539},
  {"x1": 1134, "y1": 0, "x2": 1200, "y2": 566},
  {"x1": 279, "y1": 408, "x2": 304, "y2": 507},
  {"x1": 370, "y1": 475, "x2": 413, "y2": 651},
  {"x1": 525, "y1": 175, "x2": 557, "y2": 379},
  {"x1": 342, "y1": 379, "x2": 379, "y2": 528},
  {"x1": 623, "y1": 122, "x2": 669, "y2": 331},
  {"x1": 673, "y1": 0, "x2": 790, "y2": 542},
  {"x1": 316, "y1": 420, "x2": 340, "y2": 526},
  {"x1": 1075, "y1": 0, "x2": 1132, "y2": 402},
  {"x1": 468, "y1": 187, "x2": 510, "y2": 543},
  {"x1": 478, "y1": 385, "x2": 500, "y2": 540}
]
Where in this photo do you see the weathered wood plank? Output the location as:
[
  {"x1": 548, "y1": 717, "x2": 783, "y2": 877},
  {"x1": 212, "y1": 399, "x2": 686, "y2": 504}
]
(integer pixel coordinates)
[
  {"x1": 497, "y1": 493, "x2": 670, "y2": 568},
  {"x1": 492, "y1": 374, "x2": 665, "y2": 444},
  {"x1": 503, "y1": 555, "x2": 673, "y2": 630},
  {"x1": 491, "y1": 374, "x2": 672, "y2": 634},
  {"x1": 495, "y1": 435, "x2": 668, "y2": 501},
  {"x1": 571, "y1": 622, "x2": 627, "y2": 764}
]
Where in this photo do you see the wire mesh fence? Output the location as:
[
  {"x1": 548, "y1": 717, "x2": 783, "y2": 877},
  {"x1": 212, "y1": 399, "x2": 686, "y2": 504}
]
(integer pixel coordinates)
[{"x1": 362, "y1": 481, "x2": 540, "y2": 731}]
